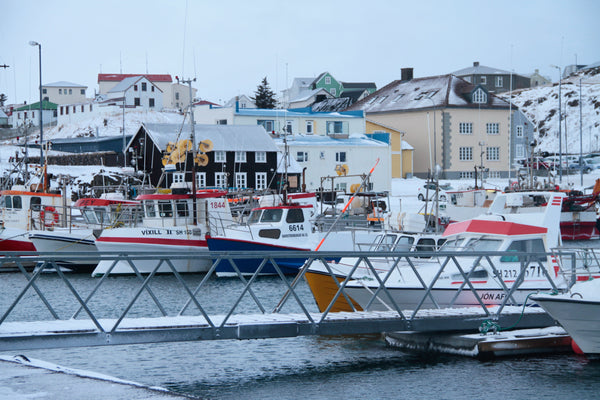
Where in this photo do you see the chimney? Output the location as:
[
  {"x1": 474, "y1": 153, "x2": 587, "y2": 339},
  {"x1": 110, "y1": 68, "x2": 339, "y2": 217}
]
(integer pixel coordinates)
[
  {"x1": 473, "y1": 61, "x2": 480, "y2": 67},
  {"x1": 401, "y1": 68, "x2": 413, "y2": 82}
]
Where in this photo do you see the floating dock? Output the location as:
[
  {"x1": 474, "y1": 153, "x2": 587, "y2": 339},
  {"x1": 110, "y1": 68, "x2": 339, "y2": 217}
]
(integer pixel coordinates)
[{"x1": 384, "y1": 326, "x2": 573, "y2": 358}]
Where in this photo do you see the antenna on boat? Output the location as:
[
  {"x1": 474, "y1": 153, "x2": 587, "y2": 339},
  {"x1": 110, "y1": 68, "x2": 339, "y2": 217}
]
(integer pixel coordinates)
[{"x1": 179, "y1": 76, "x2": 198, "y2": 224}]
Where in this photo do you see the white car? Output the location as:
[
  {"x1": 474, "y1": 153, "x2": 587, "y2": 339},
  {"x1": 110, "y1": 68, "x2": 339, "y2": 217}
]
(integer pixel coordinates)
[{"x1": 417, "y1": 182, "x2": 451, "y2": 202}]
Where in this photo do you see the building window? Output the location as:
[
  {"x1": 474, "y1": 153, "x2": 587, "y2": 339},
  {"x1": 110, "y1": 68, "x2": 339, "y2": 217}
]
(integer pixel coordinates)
[
  {"x1": 336, "y1": 152, "x2": 346, "y2": 162},
  {"x1": 460, "y1": 171, "x2": 474, "y2": 179},
  {"x1": 486, "y1": 147, "x2": 500, "y2": 161},
  {"x1": 488, "y1": 171, "x2": 502, "y2": 179},
  {"x1": 496, "y1": 76, "x2": 503, "y2": 87},
  {"x1": 459, "y1": 122, "x2": 473, "y2": 135},
  {"x1": 141, "y1": 82, "x2": 147, "y2": 91},
  {"x1": 297, "y1": 152, "x2": 308, "y2": 162},
  {"x1": 196, "y1": 172, "x2": 206, "y2": 188},
  {"x1": 486, "y1": 123, "x2": 500, "y2": 135},
  {"x1": 216, "y1": 119, "x2": 227, "y2": 125},
  {"x1": 149, "y1": 98, "x2": 155, "y2": 107},
  {"x1": 330, "y1": 88, "x2": 336, "y2": 96},
  {"x1": 72, "y1": 106, "x2": 76, "y2": 113},
  {"x1": 69, "y1": 89, "x2": 72, "y2": 94},
  {"x1": 32, "y1": 111, "x2": 34, "y2": 119},
  {"x1": 306, "y1": 120, "x2": 313, "y2": 134},
  {"x1": 59, "y1": 89, "x2": 62, "y2": 94},
  {"x1": 80, "y1": 89, "x2": 85, "y2": 95},
  {"x1": 215, "y1": 172, "x2": 228, "y2": 188},
  {"x1": 480, "y1": 76, "x2": 487, "y2": 84},
  {"x1": 325, "y1": 76, "x2": 331, "y2": 84},
  {"x1": 459, "y1": 147, "x2": 473, "y2": 161},
  {"x1": 235, "y1": 173, "x2": 247, "y2": 189},
  {"x1": 516, "y1": 125, "x2": 524, "y2": 138},
  {"x1": 285, "y1": 120, "x2": 293, "y2": 133},
  {"x1": 255, "y1": 172, "x2": 267, "y2": 190},
  {"x1": 42, "y1": 88, "x2": 47, "y2": 94},
  {"x1": 235, "y1": 151, "x2": 247, "y2": 163},
  {"x1": 134, "y1": 85, "x2": 138, "y2": 91},
  {"x1": 175, "y1": 92, "x2": 180, "y2": 100},
  {"x1": 255, "y1": 151, "x2": 266, "y2": 163},
  {"x1": 81, "y1": 105, "x2": 84, "y2": 112},
  {"x1": 134, "y1": 98, "x2": 140, "y2": 106},
  {"x1": 215, "y1": 151, "x2": 226, "y2": 163},
  {"x1": 392, "y1": 93, "x2": 405, "y2": 102},
  {"x1": 90, "y1": 104, "x2": 93, "y2": 111},
  {"x1": 472, "y1": 88, "x2": 487, "y2": 103},
  {"x1": 173, "y1": 173, "x2": 184, "y2": 183},
  {"x1": 516, "y1": 144, "x2": 525, "y2": 158},
  {"x1": 151, "y1": 86, "x2": 155, "y2": 92},
  {"x1": 60, "y1": 106, "x2": 63, "y2": 115},
  {"x1": 257, "y1": 120, "x2": 274, "y2": 132},
  {"x1": 326, "y1": 121, "x2": 344, "y2": 135}
]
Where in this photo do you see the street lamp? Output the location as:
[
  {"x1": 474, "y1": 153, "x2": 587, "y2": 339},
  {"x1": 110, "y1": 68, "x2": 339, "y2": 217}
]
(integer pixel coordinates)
[
  {"x1": 29, "y1": 41, "x2": 43, "y2": 167},
  {"x1": 550, "y1": 64, "x2": 562, "y2": 183}
]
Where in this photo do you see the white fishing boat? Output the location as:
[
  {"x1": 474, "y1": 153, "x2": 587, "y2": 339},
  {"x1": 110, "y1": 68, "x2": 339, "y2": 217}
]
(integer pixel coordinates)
[
  {"x1": 92, "y1": 188, "x2": 232, "y2": 276},
  {"x1": 28, "y1": 194, "x2": 142, "y2": 272},
  {"x1": 531, "y1": 278, "x2": 600, "y2": 355},
  {"x1": 305, "y1": 192, "x2": 579, "y2": 312}
]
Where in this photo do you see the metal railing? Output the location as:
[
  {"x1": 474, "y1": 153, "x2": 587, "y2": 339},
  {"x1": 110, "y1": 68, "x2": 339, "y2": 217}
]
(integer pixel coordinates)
[{"x1": 0, "y1": 248, "x2": 586, "y2": 350}]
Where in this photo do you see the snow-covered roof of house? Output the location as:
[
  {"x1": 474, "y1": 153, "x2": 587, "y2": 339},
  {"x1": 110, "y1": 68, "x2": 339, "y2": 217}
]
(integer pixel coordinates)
[
  {"x1": 289, "y1": 87, "x2": 333, "y2": 103},
  {"x1": 274, "y1": 134, "x2": 388, "y2": 148},
  {"x1": 98, "y1": 73, "x2": 173, "y2": 83},
  {"x1": 452, "y1": 62, "x2": 513, "y2": 76},
  {"x1": 311, "y1": 97, "x2": 354, "y2": 112},
  {"x1": 139, "y1": 123, "x2": 278, "y2": 152},
  {"x1": 235, "y1": 107, "x2": 363, "y2": 119},
  {"x1": 108, "y1": 76, "x2": 163, "y2": 93},
  {"x1": 401, "y1": 140, "x2": 414, "y2": 150},
  {"x1": 348, "y1": 74, "x2": 510, "y2": 113},
  {"x1": 43, "y1": 81, "x2": 87, "y2": 88},
  {"x1": 276, "y1": 152, "x2": 303, "y2": 174},
  {"x1": 341, "y1": 82, "x2": 377, "y2": 90}
]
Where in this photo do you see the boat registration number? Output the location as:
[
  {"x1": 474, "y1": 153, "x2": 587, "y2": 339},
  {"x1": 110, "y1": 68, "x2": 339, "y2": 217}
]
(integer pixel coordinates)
[{"x1": 495, "y1": 265, "x2": 544, "y2": 279}]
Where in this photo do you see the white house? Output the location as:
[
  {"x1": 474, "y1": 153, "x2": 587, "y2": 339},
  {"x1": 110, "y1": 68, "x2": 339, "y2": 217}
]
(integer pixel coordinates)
[
  {"x1": 107, "y1": 76, "x2": 163, "y2": 110},
  {"x1": 275, "y1": 134, "x2": 391, "y2": 193},
  {"x1": 41, "y1": 81, "x2": 87, "y2": 104}
]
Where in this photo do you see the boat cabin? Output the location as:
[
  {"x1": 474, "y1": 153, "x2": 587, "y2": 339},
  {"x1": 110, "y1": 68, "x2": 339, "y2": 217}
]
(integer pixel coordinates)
[
  {"x1": 0, "y1": 187, "x2": 64, "y2": 230},
  {"x1": 366, "y1": 232, "x2": 446, "y2": 258},
  {"x1": 245, "y1": 204, "x2": 314, "y2": 241},
  {"x1": 73, "y1": 197, "x2": 142, "y2": 229}
]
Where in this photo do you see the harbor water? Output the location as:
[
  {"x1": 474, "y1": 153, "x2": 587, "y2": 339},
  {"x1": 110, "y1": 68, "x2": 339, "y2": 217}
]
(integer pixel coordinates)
[{"x1": 3, "y1": 273, "x2": 600, "y2": 399}]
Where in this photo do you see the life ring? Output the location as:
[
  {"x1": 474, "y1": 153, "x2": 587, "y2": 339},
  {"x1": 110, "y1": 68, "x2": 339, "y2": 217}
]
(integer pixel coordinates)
[{"x1": 40, "y1": 206, "x2": 59, "y2": 228}]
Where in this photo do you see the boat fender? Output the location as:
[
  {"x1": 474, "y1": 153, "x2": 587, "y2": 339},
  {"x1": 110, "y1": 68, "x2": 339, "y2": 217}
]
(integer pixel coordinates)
[{"x1": 40, "y1": 206, "x2": 59, "y2": 228}]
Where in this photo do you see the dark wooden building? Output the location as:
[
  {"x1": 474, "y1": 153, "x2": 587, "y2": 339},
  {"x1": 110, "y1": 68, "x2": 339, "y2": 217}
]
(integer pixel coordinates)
[{"x1": 126, "y1": 123, "x2": 281, "y2": 190}]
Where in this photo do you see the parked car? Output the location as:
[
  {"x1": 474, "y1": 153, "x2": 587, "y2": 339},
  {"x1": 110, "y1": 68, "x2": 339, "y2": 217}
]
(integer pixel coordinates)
[
  {"x1": 417, "y1": 182, "x2": 452, "y2": 202},
  {"x1": 567, "y1": 159, "x2": 592, "y2": 174}
]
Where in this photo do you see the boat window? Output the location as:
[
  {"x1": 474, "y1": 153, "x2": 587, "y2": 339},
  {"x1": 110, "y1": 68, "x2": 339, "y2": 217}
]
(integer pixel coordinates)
[
  {"x1": 415, "y1": 238, "x2": 437, "y2": 257},
  {"x1": 261, "y1": 209, "x2": 283, "y2": 223},
  {"x1": 465, "y1": 238, "x2": 502, "y2": 252},
  {"x1": 82, "y1": 209, "x2": 99, "y2": 225},
  {"x1": 158, "y1": 201, "x2": 173, "y2": 218},
  {"x1": 377, "y1": 234, "x2": 398, "y2": 251},
  {"x1": 392, "y1": 236, "x2": 413, "y2": 251},
  {"x1": 437, "y1": 238, "x2": 447, "y2": 247},
  {"x1": 4, "y1": 196, "x2": 11, "y2": 209},
  {"x1": 12, "y1": 196, "x2": 22, "y2": 209},
  {"x1": 247, "y1": 210, "x2": 262, "y2": 224},
  {"x1": 175, "y1": 200, "x2": 189, "y2": 217},
  {"x1": 144, "y1": 201, "x2": 156, "y2": 218},
  {"x1": 30, "y1": 197, "x2": 41, "y2": 212},
  {"x1": 94, "y1": 207, "x2": 107, "y2": 224},
  {"x1": 501, "y1": 239, "x2": 546, "y2": 262},
  {"x1": 259, "y1": 229, "x2": 281, "y2": 239},
  {"x1": 286, "y1": 208, "x2": 305, "y2": 223},
  {"x1": 439, "y1": 238, "x2": 466, "y2": 251}
]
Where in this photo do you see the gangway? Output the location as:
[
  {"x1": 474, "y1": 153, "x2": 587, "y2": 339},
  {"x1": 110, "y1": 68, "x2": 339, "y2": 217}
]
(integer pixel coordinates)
[{"x1": 0, "y1": 249, "x2": 583, "y2": 351}]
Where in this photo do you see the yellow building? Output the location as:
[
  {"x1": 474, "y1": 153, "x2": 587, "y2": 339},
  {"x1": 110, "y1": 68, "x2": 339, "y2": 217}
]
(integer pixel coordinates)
[
  {"x1": 350, "y1": 70, "x2": 515, "y2": 180},
  {"x1": 366, "y1": 120, "x2": 414, "y2": 178}
]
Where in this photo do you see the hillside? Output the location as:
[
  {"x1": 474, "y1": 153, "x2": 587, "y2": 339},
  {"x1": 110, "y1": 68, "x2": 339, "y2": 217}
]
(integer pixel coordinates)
[{"x1": 499, "y1": 66, "x2": 600, "y2": 154}]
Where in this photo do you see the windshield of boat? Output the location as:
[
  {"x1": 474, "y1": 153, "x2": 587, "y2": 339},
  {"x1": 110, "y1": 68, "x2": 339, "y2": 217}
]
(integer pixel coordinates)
[
  {"x1": 247, "y1": 210, "x2": 262, "y2": 224},
  {"x1": 463, "y1": 238, "x2": 503, "y2": 252},
  {"x1": 261, "y1": 209, "x2": 283, "y2": 223},
  {"x1": 439, "y1": 238, "x2": 466, "y2": 251},
  {"x1": 369, "y1": 234, "x2": 399, "y2": 251}
]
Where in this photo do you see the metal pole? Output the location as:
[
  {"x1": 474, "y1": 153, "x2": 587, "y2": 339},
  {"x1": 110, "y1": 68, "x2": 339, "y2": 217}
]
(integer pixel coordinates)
[
  {"x1": 551, "y1": 65, "x2": 562, "y2": 183},
  {"x1": 122, "y1": 96, "x2": 126, "y2": 167},
  {"x1": 580, "y1": 78, "x2": 583, "y2": 186}
]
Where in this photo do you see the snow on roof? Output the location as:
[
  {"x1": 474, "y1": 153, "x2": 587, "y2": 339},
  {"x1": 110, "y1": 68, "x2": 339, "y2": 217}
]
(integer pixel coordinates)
[
  {"x1": 108, "y1": 76, "x2": 163, "y2": 93},
  {"x1": 43, "y1": 81, "x2": 87, "y2": 88},
  {"x1": 141, "y1": 123, "x2": 279, "y2": 152},
  {"x1": 348, "y1": 75, "x2": 510, "y2": 113},
  {"x1": 235, "y1": 107, "x2": 363, "y2": 119},
  {"x1": 274, "y1": 134, "x2": 387, "y2": 147},
  {"x1": 452, "y1": 63, "x2": 514, "y2": 76},
  {"x1": 98, "y1": 73, "x2": 173, "y2": 83},
  {"x1": 277, "y1": 152, "x2": 303, "y2": 174},
  {"x1": 401, "y1": 140, "x2": 414, "y2": 150}
]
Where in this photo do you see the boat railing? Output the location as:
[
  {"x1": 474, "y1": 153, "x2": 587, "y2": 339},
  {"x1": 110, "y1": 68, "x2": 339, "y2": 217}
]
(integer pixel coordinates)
[{"x1": 0, "y1": 248, "x2": 583, "y2": 351}]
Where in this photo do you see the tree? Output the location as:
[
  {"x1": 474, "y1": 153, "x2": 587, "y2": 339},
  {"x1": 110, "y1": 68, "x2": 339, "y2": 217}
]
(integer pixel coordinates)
[
  {"x1": 0, "y1": 93, "x2": 7, "y2": 107},
  {"x1": 251, "y1": 77, "x2": 276, "y2": 109}
]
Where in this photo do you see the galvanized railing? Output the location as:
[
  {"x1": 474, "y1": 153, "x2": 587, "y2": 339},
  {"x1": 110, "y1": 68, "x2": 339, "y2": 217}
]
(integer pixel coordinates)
[{"x1": 0, "y1": 248, "x2": 587, "y2": 351}]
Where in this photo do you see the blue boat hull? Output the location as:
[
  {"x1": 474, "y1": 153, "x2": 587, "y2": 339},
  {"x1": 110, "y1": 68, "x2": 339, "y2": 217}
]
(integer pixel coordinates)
[{"x1": 206, "y1": 237, "x2": 309, "y2": 275}]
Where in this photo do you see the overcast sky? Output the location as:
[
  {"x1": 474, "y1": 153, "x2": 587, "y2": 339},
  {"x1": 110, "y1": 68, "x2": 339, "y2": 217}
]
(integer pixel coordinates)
[{"x1": 1, "y1": 0, "x2": 598, "y2": 106}]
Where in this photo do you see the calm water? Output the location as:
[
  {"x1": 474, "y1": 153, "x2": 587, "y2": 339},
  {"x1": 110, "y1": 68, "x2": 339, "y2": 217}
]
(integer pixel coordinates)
[{"x1": 3, "y1": 273, "x2": 600, "y2": 399}]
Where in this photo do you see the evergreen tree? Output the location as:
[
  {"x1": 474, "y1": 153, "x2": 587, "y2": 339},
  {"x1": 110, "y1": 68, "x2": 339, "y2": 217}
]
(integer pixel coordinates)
[
  {"x1": 251, "y1": 77, "x2": 276, "y2": 109},
  {"x1": 0, "y1": 93, "x2": 7, "y2": 107}
]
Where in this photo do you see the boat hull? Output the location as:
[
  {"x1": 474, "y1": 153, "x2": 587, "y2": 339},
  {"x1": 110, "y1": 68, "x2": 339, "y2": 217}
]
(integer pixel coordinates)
[
  {"x1": 532, "y1": 292, "x2": 600, "y2": 354},
  {"x1": 207, "y1": 237, "x2": 309, "y2": 276},
  {"x1": 29, "y1": 229, "x2": 98, "y2": 273},
  {"x1": 93, "y1": 227, "x2": 211, "y2": 276},
  {"x1": 0, "y1": 227, "x2": 36, "y2": 252}
]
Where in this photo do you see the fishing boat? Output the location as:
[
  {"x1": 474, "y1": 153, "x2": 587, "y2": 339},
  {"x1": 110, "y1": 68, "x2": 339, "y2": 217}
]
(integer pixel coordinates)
[
  {"x1": 305, "y1": 192, "x2": 578, "y2": 312},
  {"x1": 28, "y1": 194, "x2": 142, "y2": 272},
  {"x1": 531, "y1": 278, "x2": 600, "y2": 355},
  {"x1": 91, "y1": 188, "x2": 232, "y2": 276}
]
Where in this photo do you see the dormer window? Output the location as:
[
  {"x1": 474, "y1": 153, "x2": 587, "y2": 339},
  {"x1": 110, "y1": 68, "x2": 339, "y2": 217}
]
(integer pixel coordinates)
[{"x1": 472, "y1": 88, "x2": 487, "y2": 104}]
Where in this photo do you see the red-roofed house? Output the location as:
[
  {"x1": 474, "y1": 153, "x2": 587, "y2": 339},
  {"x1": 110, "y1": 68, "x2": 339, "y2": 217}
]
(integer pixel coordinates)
[{"x1": 98, "y1": 74, "x2": 196, "y2": 110}]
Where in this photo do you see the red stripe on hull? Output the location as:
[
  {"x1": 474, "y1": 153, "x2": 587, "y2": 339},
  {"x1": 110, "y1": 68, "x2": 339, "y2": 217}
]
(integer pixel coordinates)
[{"x1": 0, "y1": 240, "x2": 36, "y2": 252}]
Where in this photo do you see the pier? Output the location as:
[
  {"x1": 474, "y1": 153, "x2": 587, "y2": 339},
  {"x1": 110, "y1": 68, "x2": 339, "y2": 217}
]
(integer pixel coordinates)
[{"x1": 0, "y1": 249, "x2": 583, "y2": 352}]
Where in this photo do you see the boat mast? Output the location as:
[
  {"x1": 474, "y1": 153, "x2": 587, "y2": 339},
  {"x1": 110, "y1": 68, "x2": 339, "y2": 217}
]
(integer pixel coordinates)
[{"x1": 180, "y1": 77, "x2": 197, "y2": 224}]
